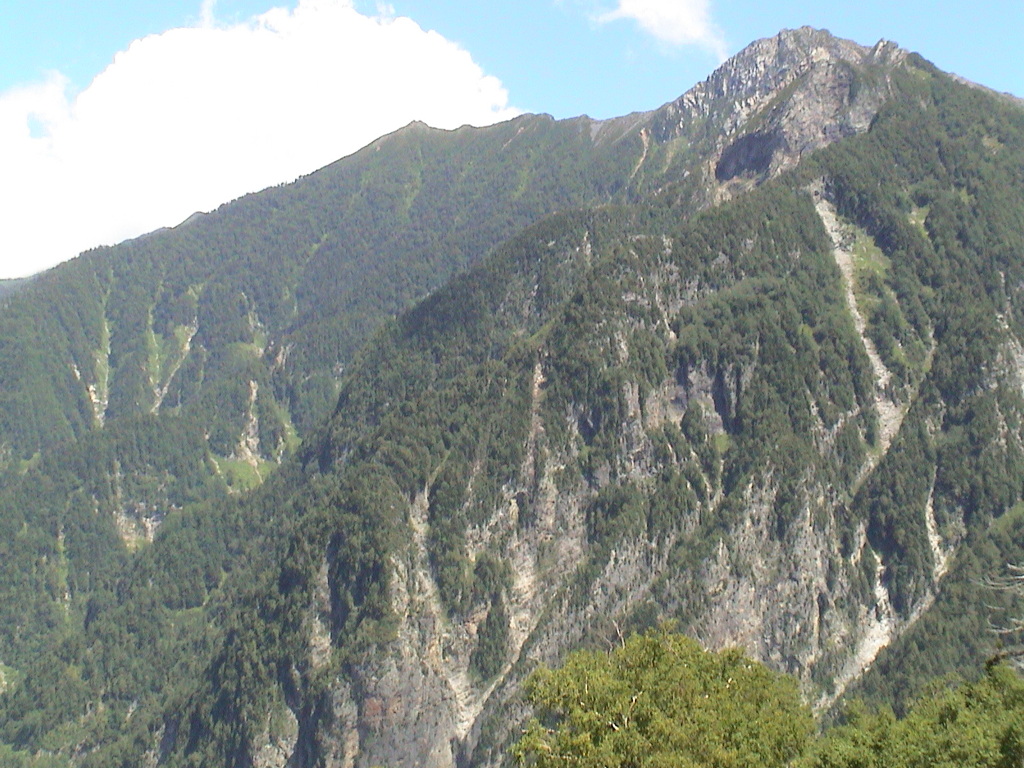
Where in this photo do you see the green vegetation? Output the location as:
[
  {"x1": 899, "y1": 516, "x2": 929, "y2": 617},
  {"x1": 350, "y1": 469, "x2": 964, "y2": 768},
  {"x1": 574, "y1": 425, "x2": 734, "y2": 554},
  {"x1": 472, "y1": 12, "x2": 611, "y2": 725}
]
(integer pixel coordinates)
[
  {"x1": 514, "y1": 629, "x2": 1024, "y2": 768},
  {"x1": 213, "y1": 455, "x2": 270, "y2": 492},
  {"x1": 515, "y1": 629, "x2": 812, "y2": 768},
  {"x1": 850, "y1": 509, "x2": 1024, "y2": 713},
  {"x1": 0, "y1": 32, "x2": 1023, "y2": 768},
  {"x1": 0, "y1": 113, "x2": 648, "y2": 465},
  {"x1": 805, "y1": 663, "x2": 1024, "y2": 768}
]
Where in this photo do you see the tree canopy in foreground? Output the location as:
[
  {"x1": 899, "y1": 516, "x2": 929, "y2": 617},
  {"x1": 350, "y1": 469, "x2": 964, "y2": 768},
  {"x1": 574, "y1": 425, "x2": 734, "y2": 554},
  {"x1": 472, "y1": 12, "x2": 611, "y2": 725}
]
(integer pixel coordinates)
[
  {"x1": 514, "y1": 628, "x2": 812, "y2": 768},
  {"x1": 514, "y1": 629, "x2": 1024, "y2": 768}
]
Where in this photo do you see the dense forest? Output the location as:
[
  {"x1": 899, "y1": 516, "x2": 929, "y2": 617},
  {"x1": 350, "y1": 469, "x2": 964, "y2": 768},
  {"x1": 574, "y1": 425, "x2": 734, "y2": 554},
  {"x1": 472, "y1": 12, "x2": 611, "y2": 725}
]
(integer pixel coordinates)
[{"x1": 0, "y1": 27, "x2": 1022, "y2": 768}]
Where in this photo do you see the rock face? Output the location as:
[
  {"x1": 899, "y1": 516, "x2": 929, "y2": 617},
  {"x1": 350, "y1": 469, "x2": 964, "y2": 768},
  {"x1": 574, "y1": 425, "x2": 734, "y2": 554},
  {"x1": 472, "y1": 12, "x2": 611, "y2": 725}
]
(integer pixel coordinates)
[
  {"x1": 673, "y1": 29, "x2": 900, "y2": 143},
  {"x1": 642, "y1": 28, "x2": 905, "y2": 204}
]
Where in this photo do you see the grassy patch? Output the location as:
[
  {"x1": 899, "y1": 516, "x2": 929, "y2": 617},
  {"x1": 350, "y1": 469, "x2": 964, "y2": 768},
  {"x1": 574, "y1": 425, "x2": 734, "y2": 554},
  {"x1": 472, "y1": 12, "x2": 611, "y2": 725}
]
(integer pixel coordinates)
[
  {"x1": 215, "y1": 456, "x2": 271, "y2": 492},
  {"x1": 992, "y1": 500, "x2": 1024, "y2": 535},
  {"x1": 270, "y1": 398, "x2": 302, "y2": 455},
  {"x1": 226, "y1": 341, "x2": 264, "y2": 363},
  {"x1": 18, "y1": 452, "x2": 41, "y2": 474},
  {"x1": 253, "y1": 326, "x2": 269, "y2": 352},
  {"x1": 850, "y1": 227, "x2": 889, "y2": 314},
  {"x1": 145, "y1": 308, "x2": 162, "y2": 390},
  {"x1": 92, "y1": 314, "x2": 111, "y2": 413},
  {"x1": 146, "y1": 300, "x2": 197, "y2": 394},
  {"x1": 851, "y1": 230, "x2": 889, "y2": 282}
]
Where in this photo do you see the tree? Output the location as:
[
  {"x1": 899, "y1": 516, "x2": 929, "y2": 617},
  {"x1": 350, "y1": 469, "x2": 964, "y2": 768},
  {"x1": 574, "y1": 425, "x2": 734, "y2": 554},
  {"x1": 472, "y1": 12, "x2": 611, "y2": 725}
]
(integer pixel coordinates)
[
  {"x1": 802, "y1": 663, "x2": 1024, "y2": 768},
  {"x1": 513, "y1": 628, "x2": 812, "y2": 768}
]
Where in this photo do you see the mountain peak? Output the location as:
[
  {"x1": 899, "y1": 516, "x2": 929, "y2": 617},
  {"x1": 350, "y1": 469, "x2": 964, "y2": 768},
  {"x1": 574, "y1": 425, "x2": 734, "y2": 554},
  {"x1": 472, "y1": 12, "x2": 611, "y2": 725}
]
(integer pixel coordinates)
[
  {"x1": 662, "y1": 26, "x2": 907, "y2": 135},
  {"x1": 644, "y1": 27, "x2": 909, "y2": 194}
]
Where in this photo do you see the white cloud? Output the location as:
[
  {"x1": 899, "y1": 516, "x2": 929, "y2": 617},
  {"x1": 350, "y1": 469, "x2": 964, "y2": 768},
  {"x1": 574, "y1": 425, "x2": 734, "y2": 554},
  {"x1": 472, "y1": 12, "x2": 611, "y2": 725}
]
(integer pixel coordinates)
[
  {"x1": 200, "y1": 0, "x2": 218, "y2": 27},
  {"x1": 0, "y1": 0, "x2": 520, "y2": 278},
  {"x1": 598, "y1": 0, "x2": 726, "y2": 59}
]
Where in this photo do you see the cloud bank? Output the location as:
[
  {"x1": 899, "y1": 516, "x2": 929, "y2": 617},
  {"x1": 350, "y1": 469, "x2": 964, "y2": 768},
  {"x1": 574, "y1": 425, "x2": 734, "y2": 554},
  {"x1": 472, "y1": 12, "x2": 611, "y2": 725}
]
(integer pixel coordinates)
[
  {"x1": 0, "y1": 0, "x2": 519, "y2": 278},
  {"x1": 598, "y1": 0, "x2": 726, "y2": 59}
]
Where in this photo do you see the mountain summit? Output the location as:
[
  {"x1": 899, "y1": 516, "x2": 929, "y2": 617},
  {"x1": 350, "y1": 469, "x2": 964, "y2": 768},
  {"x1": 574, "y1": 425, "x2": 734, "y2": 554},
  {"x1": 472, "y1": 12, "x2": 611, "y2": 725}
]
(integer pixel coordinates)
[
  {"x1": 1, "y1": 27, "x2": 1023, "y2": 768},
  {"x1": 646, "y1": 27, "x2": 908, "y2": 197}
]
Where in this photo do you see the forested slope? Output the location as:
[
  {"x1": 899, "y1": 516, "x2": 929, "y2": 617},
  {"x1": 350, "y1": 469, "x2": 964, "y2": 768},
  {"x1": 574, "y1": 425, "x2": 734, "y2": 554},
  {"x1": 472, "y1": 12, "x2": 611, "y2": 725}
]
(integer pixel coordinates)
[
  {"x1": 0, "y1": 26, "x2": 908, "y2": 700},
  {"x1": 0, "y1": 27, "x2": 1022, "y2": 768},
  {"x1": 0, "y1": 112, "x2": 650, "y2": 700},
  {"x1": 0, "y1": 114, "x2": 639, "y2": 463}
]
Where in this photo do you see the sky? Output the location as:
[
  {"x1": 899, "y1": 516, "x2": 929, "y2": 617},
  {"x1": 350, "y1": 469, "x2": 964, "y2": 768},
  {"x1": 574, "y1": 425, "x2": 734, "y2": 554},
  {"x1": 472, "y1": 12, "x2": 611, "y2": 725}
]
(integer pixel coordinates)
[{"x1": 1, "y1": 0, "x2": 1021, "y2": 279}]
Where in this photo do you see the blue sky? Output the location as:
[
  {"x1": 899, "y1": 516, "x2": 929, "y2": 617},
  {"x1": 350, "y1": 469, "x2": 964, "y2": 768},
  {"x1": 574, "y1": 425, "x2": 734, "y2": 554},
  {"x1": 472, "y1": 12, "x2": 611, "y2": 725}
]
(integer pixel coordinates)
[
  {"x1": 368, "y1": 0, "x2": 1024, "y2": 118},
  {"x1": 0, "y1": 0, "x2": 1021, "y2": 278},
  {"x1": 4, "y1": 0, "x2": 1020, "y2": 117}
]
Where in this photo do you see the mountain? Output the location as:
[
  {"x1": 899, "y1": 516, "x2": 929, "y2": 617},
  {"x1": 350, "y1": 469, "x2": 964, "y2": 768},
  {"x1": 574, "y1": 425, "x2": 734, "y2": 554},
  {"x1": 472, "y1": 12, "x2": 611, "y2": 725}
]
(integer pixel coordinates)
[
  {"x1": 0, "y1": 26, "x2": 909, "y2": 667},
  {"x1": 0, "y1": 26, "x2": 1023, "y2": 768},
  {"x1": 0, "y1": 28, "x2": 904, "y2": 465}
]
